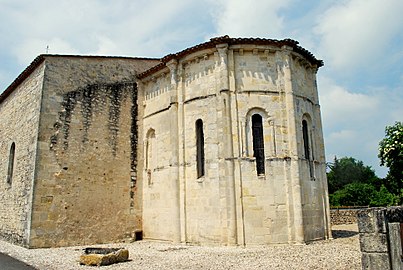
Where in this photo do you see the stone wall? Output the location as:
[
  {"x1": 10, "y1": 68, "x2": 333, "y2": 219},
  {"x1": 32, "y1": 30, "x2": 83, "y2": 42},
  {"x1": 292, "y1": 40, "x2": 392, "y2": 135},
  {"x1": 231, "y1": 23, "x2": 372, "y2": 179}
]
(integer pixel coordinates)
[
  {"x1": 0, "y1": 63, "x2": 45, "y2": 246},
  {"x1": 29, "y1": 56, "x2": 158, "y2": 247},
  {"x1": 357, "y1": 207, "x2": 403, "y2": 270},
  {"x1": 330, "y1": 209, "x2": 359, "y2": 225},
  {"x1": 139, "y1": 42, "x2": 330, "y2": 245},
  {"x1": 1, "y1": 38, "x2": 330, "y2": 248}
]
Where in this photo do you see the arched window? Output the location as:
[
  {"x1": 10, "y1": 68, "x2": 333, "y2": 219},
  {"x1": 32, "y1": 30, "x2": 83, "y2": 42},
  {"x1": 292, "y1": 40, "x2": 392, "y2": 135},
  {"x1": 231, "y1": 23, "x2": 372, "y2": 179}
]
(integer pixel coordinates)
[
  {"x1": 7, "y1": 142, "x2": 16, "y2": 185},
  {"x1": 196, "y1": 119, "x2": 205, "y2": 178},
  {"x1": 252, "y1": 114, "x2": 265, "y2": 175},
  {"x1": 302, "y1": 120, "x2": 310, "y2": 160},
  {"x1": 302, "y1": 119, "x2": 314, "y2": 178}
]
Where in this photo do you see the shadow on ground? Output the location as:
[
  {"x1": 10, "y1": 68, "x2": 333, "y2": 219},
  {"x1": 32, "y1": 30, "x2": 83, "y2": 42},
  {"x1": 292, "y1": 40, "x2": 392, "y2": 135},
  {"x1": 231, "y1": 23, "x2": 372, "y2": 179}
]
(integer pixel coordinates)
[{"x1": 332, "y1": 230, "x2": 359, "y2": 239}]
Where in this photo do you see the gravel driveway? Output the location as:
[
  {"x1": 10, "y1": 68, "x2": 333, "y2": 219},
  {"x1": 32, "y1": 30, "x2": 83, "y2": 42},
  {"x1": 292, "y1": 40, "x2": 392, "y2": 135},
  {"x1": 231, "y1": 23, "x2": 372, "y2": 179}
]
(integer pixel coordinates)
[{"x1": 0, "y1": 224, "x2": 361, "y2": 270}]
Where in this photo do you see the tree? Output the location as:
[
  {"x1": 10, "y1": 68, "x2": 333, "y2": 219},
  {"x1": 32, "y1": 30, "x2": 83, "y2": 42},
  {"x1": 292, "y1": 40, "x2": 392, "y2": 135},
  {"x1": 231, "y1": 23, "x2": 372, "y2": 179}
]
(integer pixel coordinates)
[
  {"x1": 378, "y1": 121, "x2": 403, "y2": 197},
  {"x1": 329, "y1": 183, "x2": 397, "y2": 207},
  {"x1": 370, "y1": 185, "x2": 399, "y2": 207},
  {"x1": 329, "y1": 182, "x2": 375, "y2": 206},
  {"x1": 327, "y1": 156, "x2": 380, "y2": 194},
  {"x1": 326, "y1": 156, "x2": 398, "y2": 207}
]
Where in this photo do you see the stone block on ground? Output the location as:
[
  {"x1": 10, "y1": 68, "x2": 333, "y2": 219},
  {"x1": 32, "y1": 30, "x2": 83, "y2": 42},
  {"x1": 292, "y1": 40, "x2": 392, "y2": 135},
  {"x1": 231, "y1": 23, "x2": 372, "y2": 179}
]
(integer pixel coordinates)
[{"x1": 79, "y1": 248, "x2": 129, "y2": 266}]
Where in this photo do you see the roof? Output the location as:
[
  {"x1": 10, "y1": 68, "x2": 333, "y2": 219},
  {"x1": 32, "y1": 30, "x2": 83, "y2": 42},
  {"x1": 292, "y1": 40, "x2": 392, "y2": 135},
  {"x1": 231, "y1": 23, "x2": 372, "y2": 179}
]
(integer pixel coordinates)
[
  {"x1": 138, "y1": 36, "x2": 324, "y2": 79},
  {"x1": 0, "y1": 55, "x2": 160, "y2": 104},
  {"x1": 0, "y1": 37, "x2": 322, "y2": 104}
]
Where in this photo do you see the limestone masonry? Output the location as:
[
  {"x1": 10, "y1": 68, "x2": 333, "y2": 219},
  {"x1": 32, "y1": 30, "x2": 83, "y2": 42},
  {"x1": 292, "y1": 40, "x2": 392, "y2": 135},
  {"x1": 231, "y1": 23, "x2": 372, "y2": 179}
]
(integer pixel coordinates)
[{"x1": 0, "y1": 36, "x2": 331, "y2": 247}]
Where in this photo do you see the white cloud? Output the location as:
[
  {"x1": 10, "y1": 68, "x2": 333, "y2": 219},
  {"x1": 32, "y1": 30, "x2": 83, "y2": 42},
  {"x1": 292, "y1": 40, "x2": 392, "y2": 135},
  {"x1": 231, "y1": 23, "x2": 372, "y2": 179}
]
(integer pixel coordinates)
[
  {"x1": 13, "y1": 38, "x2": 79, "y2": 64},
  {"x1": 1, "y1": 0, "x2": 207, "y2": 64},
  {"x1": 318, "y1": 75, "x2": 402, "y2": 177},
  {"x1": 94, "y1": 36, "x2": 120, "y2": 56},
  {"x1": 325, "y1": 128, "x2": 388, "y2": 177},
  {"x1": 210, "y1": 0, "x2": 291, "y2": 38},
  {"x1": 325, "y1": 129, "x2": 357, "y2": 158},
  {"x1": 314, "y1": 0, "x2": 403, "y2": 71},
  {"x1": 319, "y1": 75, "x2": 379, "y2": 130}
]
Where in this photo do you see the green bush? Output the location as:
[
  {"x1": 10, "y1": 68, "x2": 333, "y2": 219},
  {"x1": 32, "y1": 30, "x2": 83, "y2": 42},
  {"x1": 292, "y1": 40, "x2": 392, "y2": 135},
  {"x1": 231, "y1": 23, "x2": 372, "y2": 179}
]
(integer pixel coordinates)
[
  {"x1": 329, "y1": 183, "x2": 398, "y2": 207},
  {"x1": 329, "y1": 182, "x2": 376, "y2": 206},
  {"x1": 369, "y1": 185, "x2": 399, "y2": 206}
]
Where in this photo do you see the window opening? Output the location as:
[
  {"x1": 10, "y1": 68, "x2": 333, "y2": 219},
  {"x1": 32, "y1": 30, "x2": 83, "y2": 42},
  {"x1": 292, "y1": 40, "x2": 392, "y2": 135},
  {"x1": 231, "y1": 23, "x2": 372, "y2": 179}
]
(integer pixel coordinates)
[
  {"x1": 252, "y1": 114, "x2": 265, "y2": 175},
  {"x1": 7, "y1": 142, "x2": 15, "y2": 185},
  {"x1": 302, "y1": 120, "x2": 310, "y2": 160},
  {"x1": 196, "y1": 119, "x2": 205, "y2": 178},
  {"x1": 302, "y1": 120, "x2": 314, "y2": 178}
]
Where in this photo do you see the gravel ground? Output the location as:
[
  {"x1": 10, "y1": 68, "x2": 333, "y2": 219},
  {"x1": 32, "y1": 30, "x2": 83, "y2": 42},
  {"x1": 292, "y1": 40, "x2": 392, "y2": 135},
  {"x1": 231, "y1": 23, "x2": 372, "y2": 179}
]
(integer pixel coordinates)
[{"x1": 0, "y1": 224, "x2": 361, "y2": 270}]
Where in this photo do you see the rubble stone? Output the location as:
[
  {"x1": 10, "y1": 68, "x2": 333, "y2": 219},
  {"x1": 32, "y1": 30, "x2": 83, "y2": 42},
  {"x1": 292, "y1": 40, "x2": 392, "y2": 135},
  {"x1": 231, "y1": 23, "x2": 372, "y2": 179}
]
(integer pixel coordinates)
[{"x1": 79, "y1": 248, "x2": 129, "y2": 266}]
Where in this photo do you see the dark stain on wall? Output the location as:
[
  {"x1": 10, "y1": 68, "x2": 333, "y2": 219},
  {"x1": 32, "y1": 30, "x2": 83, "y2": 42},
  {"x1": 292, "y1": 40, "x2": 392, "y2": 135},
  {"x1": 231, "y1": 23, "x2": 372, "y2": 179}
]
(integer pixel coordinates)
[
  {"x1": 81, "y1": 85, "x2": 97, "y2": 143},
  {"x1": 51, "y1": 82, "x2": 136, "y2": 157},
  {"x1": 60, "y1": 91, "x2": 79, "y2": 150},
  {"x1": 108, "y1": 84, "x2": 123, "y2": 155},
  {"x1": 50, "y1": 81, "x2": 139, "y2": 202},
  {"x1": 130, "y1": 83, "x2": 138, "y2": 201}
]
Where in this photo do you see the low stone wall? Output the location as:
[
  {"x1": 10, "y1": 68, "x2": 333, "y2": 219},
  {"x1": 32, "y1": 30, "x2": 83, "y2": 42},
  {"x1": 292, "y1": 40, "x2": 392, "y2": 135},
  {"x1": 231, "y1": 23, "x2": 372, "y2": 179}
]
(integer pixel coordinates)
[
  {"x1": 357, "y1": 207, "x2": 403, "y2": 270},
  {"x1": 330, "y1": 209, "x2": 360, "y2": 225}
]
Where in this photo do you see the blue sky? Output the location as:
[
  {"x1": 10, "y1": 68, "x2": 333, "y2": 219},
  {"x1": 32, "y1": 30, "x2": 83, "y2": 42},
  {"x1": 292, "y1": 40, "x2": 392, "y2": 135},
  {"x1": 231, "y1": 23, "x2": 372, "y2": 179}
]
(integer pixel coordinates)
[{"x1": 1, "y1": 0, "x2": 402, "y2": 177}]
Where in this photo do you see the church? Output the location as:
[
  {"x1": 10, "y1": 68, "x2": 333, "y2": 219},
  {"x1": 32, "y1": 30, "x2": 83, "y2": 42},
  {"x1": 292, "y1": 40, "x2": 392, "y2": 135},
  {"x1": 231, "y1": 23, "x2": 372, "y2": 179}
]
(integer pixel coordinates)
[{"x1": 0, "y1": 36, "x2": 331, "y2": 248}]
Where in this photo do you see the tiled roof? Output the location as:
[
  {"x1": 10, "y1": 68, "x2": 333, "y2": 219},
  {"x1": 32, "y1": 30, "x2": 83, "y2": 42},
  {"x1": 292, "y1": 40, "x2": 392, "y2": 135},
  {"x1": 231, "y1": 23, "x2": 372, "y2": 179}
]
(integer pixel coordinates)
[
  {"x1": 0, "y1": 37, "x2": 322, "y2": 104},
  {"x1": 138, "y1": 36, "x2": 323, "y2": 79}
]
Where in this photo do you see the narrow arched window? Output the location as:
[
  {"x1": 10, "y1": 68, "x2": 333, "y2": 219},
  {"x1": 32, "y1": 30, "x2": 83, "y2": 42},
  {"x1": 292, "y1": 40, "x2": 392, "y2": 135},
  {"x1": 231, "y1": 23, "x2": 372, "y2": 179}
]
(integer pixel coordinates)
[
  {"x1": 7, "y1": 142, "x2": 16, "y2": 185},
  {"x1": 196, "y1": 119, "x2": 205, "y2": 178},
  {"x1": 302, "y1": 120, "x2": 310, "y2": 160},
  {"x1": 252, "y1": 114, "x2": 265, "y2": 175},
  {"x1": 302, "y1": 120, "x2": 313, "y2": 178}
]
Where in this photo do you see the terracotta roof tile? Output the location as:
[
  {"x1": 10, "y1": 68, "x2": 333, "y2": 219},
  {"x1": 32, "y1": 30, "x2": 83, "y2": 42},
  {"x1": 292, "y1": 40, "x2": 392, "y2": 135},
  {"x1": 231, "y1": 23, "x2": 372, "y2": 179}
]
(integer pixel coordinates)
[{"x1": 138, "y1": 36, "x2": 323, "y2": 79}]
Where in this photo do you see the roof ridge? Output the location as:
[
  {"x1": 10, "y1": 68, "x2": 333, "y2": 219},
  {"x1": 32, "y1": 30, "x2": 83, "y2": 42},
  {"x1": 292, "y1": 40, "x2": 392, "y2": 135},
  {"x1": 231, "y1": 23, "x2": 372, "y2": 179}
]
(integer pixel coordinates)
[
  {"x1": 0, "y1": 55, "x2": 160, "y2": 104},
  {"x1": 138, "y1": 36, "x2": 323, "y2": 79}
]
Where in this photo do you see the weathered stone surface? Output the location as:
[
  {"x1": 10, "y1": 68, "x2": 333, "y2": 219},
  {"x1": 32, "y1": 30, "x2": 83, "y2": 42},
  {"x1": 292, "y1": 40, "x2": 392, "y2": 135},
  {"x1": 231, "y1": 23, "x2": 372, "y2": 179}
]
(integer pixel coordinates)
[
  {"x1": 79, "y1": 248, "x2": 129, "y2": 266},
  {"x1": 0, "y1": 61, "x2": 45, "y2": 247},
  {"x1": 358, "y1": 208, "x2": 386, "y2": 233},
  {"x1": 359, "y1": 233, "x2": 388, "y2": 253},
  {"x1": 388, "y1": 222, "x2": 403, "y2": 270},
  {"x1": 385, "y1": 206, "x2": 403, "y2": 223},
  {"x1": 0, "y1": 56, "x2": 159, "y2": 248},
  {"x1": 27, "y1": 57, "x2": 158, "y2": 248},
  {"x1": 358, "y1": 206, "x2": 403, "y2": 270},
  {"x1": 330, "y1": 209, "x2": 358, "y2": 225},
  {"x1": 361, "y1": 253, "x2": 391, "y2": 270}
]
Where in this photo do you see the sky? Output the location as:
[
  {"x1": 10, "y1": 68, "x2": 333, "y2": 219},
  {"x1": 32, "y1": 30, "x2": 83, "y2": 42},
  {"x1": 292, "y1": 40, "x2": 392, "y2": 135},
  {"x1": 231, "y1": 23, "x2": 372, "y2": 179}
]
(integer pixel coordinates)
[{"x1": 0, "y1": 0, "x2": 402, "y2": 177}]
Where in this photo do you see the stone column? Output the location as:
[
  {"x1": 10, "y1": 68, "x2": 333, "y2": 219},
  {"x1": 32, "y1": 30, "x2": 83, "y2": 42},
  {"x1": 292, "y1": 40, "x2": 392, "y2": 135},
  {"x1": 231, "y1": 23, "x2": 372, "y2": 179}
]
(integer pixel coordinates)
[
  {"x1": 216, "y1": 43, "x2": 238, "y2": 245},
  {"x1": 166, "y1": 59, "x2": 182, "y2": 243},
  {"x1": 228, "y1": 48, "x2": 245, "y2": 246},
  {"x1": 281, "y1": 47, "x2": 305, "y2": 244},
  {"x1": 177, "y1": 63, "x2": 187, "y2": 243}
]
